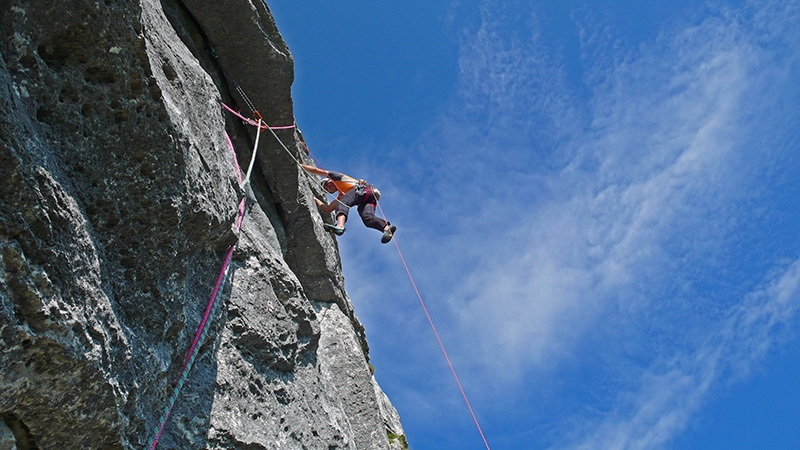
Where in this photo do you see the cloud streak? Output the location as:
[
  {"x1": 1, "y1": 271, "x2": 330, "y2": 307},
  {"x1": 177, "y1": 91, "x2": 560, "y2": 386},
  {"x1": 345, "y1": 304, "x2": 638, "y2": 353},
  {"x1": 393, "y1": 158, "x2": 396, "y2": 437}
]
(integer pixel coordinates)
[
  {"x1": 565, "y1": 258, "x2": 800, "y2": 450},
  {"x1": 445, "y1": 0, "x2": 767, "y2": 377},
  {"x1": 342, "y1": 0, "x2": 800, "y2": 448}
]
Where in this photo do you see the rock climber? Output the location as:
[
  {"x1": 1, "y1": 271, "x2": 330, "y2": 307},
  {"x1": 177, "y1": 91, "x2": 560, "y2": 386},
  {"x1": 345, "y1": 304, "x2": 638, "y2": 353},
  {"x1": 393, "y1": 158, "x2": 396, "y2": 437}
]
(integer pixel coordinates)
[{"x1": 300, "y1": 164, "x2": 396, "y2": 244}]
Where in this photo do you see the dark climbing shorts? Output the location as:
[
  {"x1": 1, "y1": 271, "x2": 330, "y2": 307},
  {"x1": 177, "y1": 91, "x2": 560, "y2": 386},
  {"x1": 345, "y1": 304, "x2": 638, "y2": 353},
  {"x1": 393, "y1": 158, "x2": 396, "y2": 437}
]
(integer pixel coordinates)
[{"x1": 335, "y1": 188, "x2": 387, "y2": 232}]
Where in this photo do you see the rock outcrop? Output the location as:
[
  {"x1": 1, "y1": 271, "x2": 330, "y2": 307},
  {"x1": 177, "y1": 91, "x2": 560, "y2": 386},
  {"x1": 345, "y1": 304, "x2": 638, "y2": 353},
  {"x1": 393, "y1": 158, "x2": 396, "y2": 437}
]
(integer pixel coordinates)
[{"x1": 0, "y1": 0, "x2": 405, "y2": 448}]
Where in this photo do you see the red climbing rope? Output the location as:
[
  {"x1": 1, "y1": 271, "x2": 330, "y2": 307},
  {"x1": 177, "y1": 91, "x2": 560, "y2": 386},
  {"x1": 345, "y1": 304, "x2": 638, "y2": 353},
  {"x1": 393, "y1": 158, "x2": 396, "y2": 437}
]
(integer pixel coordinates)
[
  {"x1": 221, "y1": 94, "x2": 492, "y2": 450},
  {"x1": 376, "y1": 203, "x2": 492, "y2": 450}
]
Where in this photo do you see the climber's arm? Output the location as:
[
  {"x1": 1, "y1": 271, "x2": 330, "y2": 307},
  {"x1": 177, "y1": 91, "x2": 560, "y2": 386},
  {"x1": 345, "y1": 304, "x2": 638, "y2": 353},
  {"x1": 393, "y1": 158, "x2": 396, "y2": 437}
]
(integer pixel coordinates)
[
  {"x1": 301, "y1": 164, "x2": 328, "y2": 177},
  {"x1": 315, "y1": 197, "x2": 337, "y2": 214}
]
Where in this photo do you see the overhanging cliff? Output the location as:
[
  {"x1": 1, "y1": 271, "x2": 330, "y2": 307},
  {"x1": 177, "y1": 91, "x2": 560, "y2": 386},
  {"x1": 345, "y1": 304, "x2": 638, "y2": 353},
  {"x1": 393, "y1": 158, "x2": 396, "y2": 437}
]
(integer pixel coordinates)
[{"x1": 0, "y1": 0, "x2": 405, "y2": 448}]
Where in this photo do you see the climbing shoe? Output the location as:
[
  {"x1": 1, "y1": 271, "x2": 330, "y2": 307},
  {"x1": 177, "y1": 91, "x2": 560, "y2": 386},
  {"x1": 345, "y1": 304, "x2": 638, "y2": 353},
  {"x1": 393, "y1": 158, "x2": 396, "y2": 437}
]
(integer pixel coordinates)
[
  {"x1": 380, "y1": 225, "x2": 397, "y2": 244},
  {"x1": 324, "y1": 223, "x2": 346, "y2": 236}
]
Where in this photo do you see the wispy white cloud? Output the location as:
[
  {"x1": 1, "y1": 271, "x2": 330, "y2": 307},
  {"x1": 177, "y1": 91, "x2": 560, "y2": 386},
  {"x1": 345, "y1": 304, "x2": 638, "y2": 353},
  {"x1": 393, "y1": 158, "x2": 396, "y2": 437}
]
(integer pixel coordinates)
[
  {"x1": 564, "y1": 258, "x2": 800, "y2": 450},
  {"x1": 444, "y1": 0, "x2": 770, "y2": 379},
  {"x1": 342, "y1": 0, "x2": 800, "y2": 447}
]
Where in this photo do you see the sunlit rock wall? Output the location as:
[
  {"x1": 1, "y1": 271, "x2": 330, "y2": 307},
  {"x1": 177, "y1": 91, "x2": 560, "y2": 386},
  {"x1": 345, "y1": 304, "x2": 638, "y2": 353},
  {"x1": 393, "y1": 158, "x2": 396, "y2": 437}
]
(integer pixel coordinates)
[{"x1": 0, "y1": 0, "x2": 405, "y2": 448}]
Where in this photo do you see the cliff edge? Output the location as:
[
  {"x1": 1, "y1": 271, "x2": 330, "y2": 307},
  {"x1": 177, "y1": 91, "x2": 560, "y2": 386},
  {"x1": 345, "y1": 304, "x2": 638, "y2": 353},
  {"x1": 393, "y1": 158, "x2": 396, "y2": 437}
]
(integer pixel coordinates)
[{"x1": 0, "y1": 0, "x2": 405, "y2": 448}]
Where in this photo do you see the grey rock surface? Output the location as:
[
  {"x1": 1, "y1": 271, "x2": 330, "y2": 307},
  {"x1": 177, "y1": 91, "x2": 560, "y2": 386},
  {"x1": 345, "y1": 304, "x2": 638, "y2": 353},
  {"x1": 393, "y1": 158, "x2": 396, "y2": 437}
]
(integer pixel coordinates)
[{"x1": 0, "y1": 0, "x2": 405, "y2": 448}]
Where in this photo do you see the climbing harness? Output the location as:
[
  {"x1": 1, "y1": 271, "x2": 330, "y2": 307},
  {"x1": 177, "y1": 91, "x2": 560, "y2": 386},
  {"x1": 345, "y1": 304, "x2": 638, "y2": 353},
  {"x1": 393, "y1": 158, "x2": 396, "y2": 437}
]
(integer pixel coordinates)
[{"x1": 353, "y1": 180, "x2": 368, "y2": 197}]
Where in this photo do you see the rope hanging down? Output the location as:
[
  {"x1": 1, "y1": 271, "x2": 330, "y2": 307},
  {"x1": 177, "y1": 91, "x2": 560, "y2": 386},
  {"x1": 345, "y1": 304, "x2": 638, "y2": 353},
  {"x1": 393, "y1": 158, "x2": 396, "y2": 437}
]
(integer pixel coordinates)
[
  {"x1": 147, "y1": 99, "x2": 354, "y2": 448},
  {"x1": 242, "y1": 117, "x2": 262, "y2": 187},
  {"x1": 221, "y1": 101, "x2": 492, "y2": 449},
  {"x1": 221, "y1": 102, "x2": 355, "y2": 211},
  {"x1": 145, "y1": 133, "x2": 246, "y2": 450},
  {"x1": 221, "y1": 102, "x2": 348, "y2": 210},
  {"x1": 218, "y1": 64, "x2": 493, "y2": 446},
  {"x1": 148, "y1": 100, "x2": 300, "y2": 448},
  {"x1": 374, "y1": 203, "x2": 492, "y2": 450}
]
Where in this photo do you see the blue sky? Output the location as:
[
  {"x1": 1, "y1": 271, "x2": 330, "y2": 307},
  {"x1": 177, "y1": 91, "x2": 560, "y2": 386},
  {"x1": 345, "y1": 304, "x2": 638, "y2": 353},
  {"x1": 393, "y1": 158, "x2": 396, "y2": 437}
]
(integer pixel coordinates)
[{"x1": 267, "y1": 1, "x2": 800, "y2": 449}]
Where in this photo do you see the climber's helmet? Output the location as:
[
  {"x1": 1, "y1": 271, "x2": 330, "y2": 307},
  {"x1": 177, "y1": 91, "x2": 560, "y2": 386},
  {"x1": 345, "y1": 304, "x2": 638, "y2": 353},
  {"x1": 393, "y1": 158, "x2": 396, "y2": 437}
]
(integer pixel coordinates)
[{"x1": 321, "y1": 178, "x2": 335, "y2": 193}]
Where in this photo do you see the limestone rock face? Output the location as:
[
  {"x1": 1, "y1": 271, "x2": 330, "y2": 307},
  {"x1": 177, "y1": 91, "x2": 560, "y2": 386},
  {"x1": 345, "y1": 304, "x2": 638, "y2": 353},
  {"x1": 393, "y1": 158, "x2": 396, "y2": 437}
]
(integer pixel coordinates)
[{"x1": 0, "y1": 0, "x2": 405, "y2": 448}]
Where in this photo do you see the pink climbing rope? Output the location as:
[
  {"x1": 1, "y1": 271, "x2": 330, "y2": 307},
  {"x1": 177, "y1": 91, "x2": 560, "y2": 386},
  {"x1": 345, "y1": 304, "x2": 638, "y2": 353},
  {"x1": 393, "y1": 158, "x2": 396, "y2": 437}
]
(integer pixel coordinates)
[
  {"x1": 225, "y1": 132, "x2": 243, "y2": 185},
  {"x1": 147, "y1": 245, "x2": 235, "y2": 450},
  {"x1": 221, "y1": 96, "x2": 492, "y2": 449},
  {"x1": 221, "y1": 102, "x2": 295, "y2": 130},
  {"x1": 146, "y1": 133, "x2": 245, "y2": 450}
]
